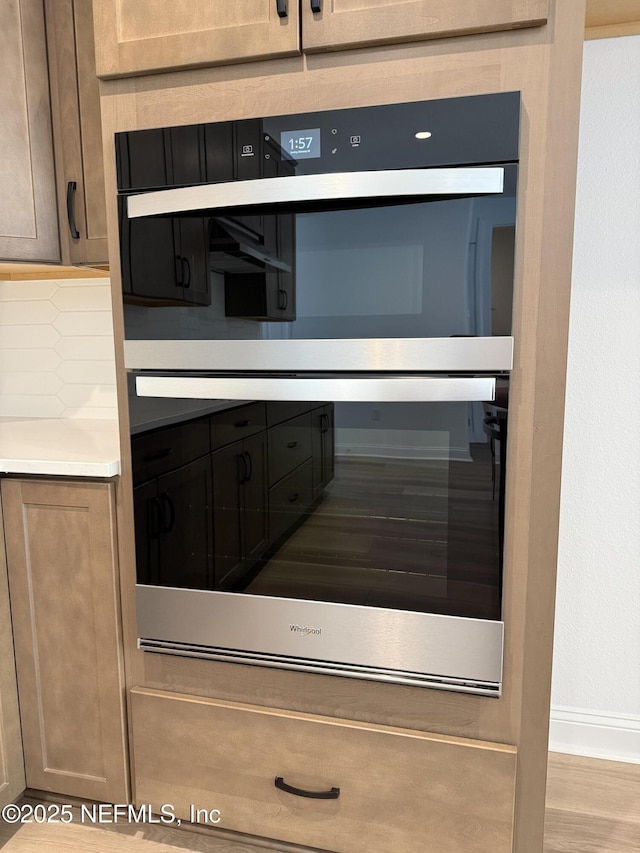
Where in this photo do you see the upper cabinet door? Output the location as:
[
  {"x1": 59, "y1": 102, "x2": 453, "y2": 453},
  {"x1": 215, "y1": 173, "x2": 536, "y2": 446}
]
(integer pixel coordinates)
[
  {"x1": 0, "y1": 0, "x2": 60, "y2": 262},
  {"x1": 45, "y1": 0, "x2": 108, "y2": 265},
  {"x1": 300, "y1": 0, "x2": 549, "y2": 53},
  {"x1": 93, "y1": 0, "x2": 301, "y2": 79}
]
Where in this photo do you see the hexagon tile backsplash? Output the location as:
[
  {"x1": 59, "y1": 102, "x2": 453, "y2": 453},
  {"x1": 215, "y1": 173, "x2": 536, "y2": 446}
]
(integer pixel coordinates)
[{"x1": 0, "y1": 278, "x2": 118, "y2": 419}]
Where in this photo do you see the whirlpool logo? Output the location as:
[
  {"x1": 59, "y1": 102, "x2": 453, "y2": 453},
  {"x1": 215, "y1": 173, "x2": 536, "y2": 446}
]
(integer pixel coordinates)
[{"x1": 290, "y1": 624, "x2": 322, "y2": 637}]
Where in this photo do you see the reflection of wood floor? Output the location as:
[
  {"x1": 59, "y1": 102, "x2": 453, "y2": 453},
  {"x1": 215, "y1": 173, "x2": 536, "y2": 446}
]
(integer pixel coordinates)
[
  {"x1": 245, "y1": 447, "x2": 501, "y2": 620},
  {"x1": 3, "y1": 754, "x2": 638, "y2": 852}
]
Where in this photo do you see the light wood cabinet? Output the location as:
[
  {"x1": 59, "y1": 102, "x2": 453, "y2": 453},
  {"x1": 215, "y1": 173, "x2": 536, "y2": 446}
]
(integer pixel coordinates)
[
  {"x1": 45, "y1": 0, "x2": 109, "y2": 265},
  {"x1": 93, "y1": 0, "x2": 549, "y2": 79},
  {"x1": 2, "y1": 479, "x2": 129, "y2": 803},
  {"x1": 0, "y1": 497, "x2": 25, "y2": 809},
  {"x1": 132, "y1": 687, "x2": 517, "y2": 853},
  {"x1": 0, "y1": 0, "x2": 60, "y2": 262},
  {"x1": 301, "y1": 0, "x2": 549, "y2": 53},
  {"x1": 93, "y1": 0, "x2": 300, "y2": 79}
]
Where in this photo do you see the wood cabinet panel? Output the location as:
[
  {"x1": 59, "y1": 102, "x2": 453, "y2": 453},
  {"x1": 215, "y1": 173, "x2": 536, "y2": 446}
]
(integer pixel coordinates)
[
  {"x1": 2, "y1": 479, "x2": 128, "y2": 802},
  {"x1": 93, "y1": 0, "x2": 300, "y2": 79},
  {"x1": 302, "y1": 0, "x2": 549, "y2": 53},
  {"x1": 0, "y1": 0, "x2": 59, "y2": 262},
  {"x1": 45, "y1": 0, "x2": 108, "y2": 265},
  {"x1": 132, "y1": 688, "x2": 517, "y2": 853},
  {"x1": 586, "y1": 0, "x2": 640, "y2": 38},
  {"x1": 0, "y1": 496, "x2": 25, "y2": 808}
]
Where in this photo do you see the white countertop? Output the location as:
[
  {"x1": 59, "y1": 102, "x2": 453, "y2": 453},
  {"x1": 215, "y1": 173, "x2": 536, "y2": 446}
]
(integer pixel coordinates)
[
  {"x1": 128, "y1": 396, "x2": 247, "y2": 434},
  {"x1": 0, "y1": 418, "x2": 121, "y2": 478}
]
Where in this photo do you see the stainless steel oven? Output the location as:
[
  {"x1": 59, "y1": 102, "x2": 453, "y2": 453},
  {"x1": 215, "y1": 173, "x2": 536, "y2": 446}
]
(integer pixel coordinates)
[{"x1": 118, "y1": 92, "x2": 519, "y2": 696}]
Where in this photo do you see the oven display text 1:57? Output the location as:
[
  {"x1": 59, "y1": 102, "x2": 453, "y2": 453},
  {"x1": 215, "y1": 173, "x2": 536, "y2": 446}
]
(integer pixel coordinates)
[{"x1": 280, "y1": 128, "x2": 321, "y2": 158}]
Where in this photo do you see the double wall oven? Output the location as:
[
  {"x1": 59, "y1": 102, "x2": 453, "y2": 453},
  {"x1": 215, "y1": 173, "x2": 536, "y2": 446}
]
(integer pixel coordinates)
[{"x1": 118, "y1": 92, "x2": 519, "y2": 697}]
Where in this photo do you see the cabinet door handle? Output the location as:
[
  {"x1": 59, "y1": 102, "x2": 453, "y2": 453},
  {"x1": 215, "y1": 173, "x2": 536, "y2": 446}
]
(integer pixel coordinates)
[
  {"x1": 66, "y1": 181, "x2": 80, "y2": 239},
  {"x1": 238, "y1": 452, "x2": 249, "y2": 484},
  {"x1": 159, "y1": 493, "x2": 175, "y2": 533},
  {"x1": 234, "y1": 419, "x2": 250, "y2": 428},
  {"x1": 276, "y1": 0, "x2": 288, "y2": 17},
  {"x1": 274, "y1": 777, "x2": 339, "y2": 799},
  {"x1": 244, "y1": 451, "x2": 253, "y2": 482},
  {"x1": 286, "y1": 440, "x2": 298, "y2": 449},
  {"x1": 321, "y1": 413, "x2": 330, "y2": 433},
  {"x1": 175, "y1": 255, "x2": 184, "y2": 286},
  {"x1": 278, "y1": 288, "x2": 288, "y2": 311},
  {"x1": 287, "y1": 492, "x2": 299, "y2": 503},
  {"x1": 142, "y1": 448, "x2": 174, "y2": 463},
  {"x1": 310, "y1": 0, "x2": 322, "y2": 12},
  {"x1": 182, "y1": 257, "x2": 191, "y2": 288}
]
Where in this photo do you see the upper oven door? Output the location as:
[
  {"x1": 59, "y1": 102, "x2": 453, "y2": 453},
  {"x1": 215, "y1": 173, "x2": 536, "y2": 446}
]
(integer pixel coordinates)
[
  {"x1": 119, "y1": 94, "x2": 519, "y2": 373},
  {"x1": 122, "y1": 163, "x2": 517, "y2": 373}
]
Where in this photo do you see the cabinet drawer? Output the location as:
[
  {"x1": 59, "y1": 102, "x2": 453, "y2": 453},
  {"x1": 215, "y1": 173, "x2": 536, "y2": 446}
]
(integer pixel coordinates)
[
  {"x1": 131, "y1": 419, "x2": 210, "y2": 486},
  {"x1": 266, "y1": 401, "x2": 313, "y2": 427},
  {"x1": 268, "y1": 460, "x2": 313, "y2": 544},
  {"x1": 131, "y1": 688, "x2": 516, "y2": 853},
  {"x1": 268, "y1": 412, "x2": 312, "y2": 487},
  {"x1": 210, "y1": 403, "x2": 266, "y2": 450}
]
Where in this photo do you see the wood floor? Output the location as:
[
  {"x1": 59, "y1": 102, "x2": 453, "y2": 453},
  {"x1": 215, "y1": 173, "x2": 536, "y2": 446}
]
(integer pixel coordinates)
[
  {"x1": 0, "y1": 753, "x2": 638, "y2": 852},
  {"x1": 244, "y1": 448, "x2": 501, "y2": 620}
]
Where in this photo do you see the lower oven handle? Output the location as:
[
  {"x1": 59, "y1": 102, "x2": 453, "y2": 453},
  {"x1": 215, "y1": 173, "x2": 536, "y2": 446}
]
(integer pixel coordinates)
[{"x1": 135, "y1": 375, "x2": 495, "y2": 403}]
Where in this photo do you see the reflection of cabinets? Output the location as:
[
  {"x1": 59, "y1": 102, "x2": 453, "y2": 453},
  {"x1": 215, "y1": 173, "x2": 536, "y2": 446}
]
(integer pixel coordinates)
[
  {"x1": 0, "y1": 0, "x2": 59, "y2": 262},
  {"x1": 45, "y1": 0, "x2": 108, "y2": 265},
  {"x1": 223, "y1": 212, "x2": 296, "y2": 322},
  {"x1": 312, "y1": 403, "x2": 335, "y2": 501},
  {"x1": 1, "y1": 479, "x2": 128, "y2": 802},
  {"x1": 116, "y1": 122, "x2": 296, "y2": 310},
  {"x1": 93, "y1": 0, "x2": 548, "y2": 79},
  {"x1": 131, "y1": 402, "x2": 335, "y2": 590},
  {"x1": 132, "y1": 420, "x2": 213, "y2": 588},
  {"x1": 212, "y1": 432, "x2": 268, "y2": 589},
  {"x1": 119, "y1": 201, "x2": 210, "y2": 306},
  {"x1": 210, "y1": 404, "x2": 269, "y2": 587},
  {"x1": 117, "y1": 127, "x2": 210, "y2": 305}
]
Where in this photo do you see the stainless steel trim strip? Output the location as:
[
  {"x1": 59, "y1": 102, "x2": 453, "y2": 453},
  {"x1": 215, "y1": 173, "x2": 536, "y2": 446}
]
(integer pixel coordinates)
[
  {"x1": 136, "y1": 374, "x2": 495, "y2": 402},
  {"x1": 125, "y1": 337, "x2": 514, "y2": 373},
  {"x1": 127, "y1": 168, "x2": 505, "y2": 219},
  {"x1": 137, "y1": 639, "x2": 501, "y2": 697},
  {"x1": 136, "y1": 585, "x2": 504, "y2": 688}
]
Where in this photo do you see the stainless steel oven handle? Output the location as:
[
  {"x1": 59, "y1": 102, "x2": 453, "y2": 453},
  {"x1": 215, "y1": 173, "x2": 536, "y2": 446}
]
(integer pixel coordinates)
[
  {"x1": 126, "y1": 168, "x2": 504, "y2": 219},
  {"x1": 135, "y1": 375, "x2": 496, "y2": 403}
]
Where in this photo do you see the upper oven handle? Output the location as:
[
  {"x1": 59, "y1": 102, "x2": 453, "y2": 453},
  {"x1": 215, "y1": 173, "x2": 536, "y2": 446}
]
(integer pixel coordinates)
[
  {"x1": 135, "y1": 375, "x2": 496, "y2": 403},
  {"x1": 126, "y1": 168, "x2": 505, "y2": 219}
]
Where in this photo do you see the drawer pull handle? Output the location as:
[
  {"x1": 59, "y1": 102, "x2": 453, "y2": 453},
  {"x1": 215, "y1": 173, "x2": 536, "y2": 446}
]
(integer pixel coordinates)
[
  {"x1": 286, "y1": 440, "x2": 298, "y2": 449},
  {"x1": 276, "y1": 0, "x2": 288, "y2": 17},
  {"x1": 310, "y1": 0, "x2": 322, "y2": 13},
  {"x1": 66, "y1": 181, "x2": 80, "y2": 239},
  {"x1": 287, "y1": 493, "x2": 299, "y2": 503},
  {"x1": 234, "y1": 419, "x2": 250, "y2": 428},
  {"x1": 274, "y1": 776, "x2": 339, "y2": 800},
  {"x1": 143, "y1": 448, "x2": 174, "y2": 462}
]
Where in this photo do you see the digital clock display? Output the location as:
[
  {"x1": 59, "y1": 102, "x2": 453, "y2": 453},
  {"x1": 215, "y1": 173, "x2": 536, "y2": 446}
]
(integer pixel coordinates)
[{"x1": 280, "y1": 128, "x2": 321, "y2": 159}]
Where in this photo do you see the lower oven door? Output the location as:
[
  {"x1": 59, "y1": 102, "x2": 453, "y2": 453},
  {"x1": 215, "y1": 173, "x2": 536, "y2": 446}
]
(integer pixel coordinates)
[{"x1": 132, "y1": 373, "x2": 506, "y2": 696}]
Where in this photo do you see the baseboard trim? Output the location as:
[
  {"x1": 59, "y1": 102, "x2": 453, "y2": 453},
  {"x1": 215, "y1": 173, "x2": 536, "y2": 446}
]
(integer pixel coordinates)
[{"x1": 549, "y1": 706, "x2": 640, "y2": 764}]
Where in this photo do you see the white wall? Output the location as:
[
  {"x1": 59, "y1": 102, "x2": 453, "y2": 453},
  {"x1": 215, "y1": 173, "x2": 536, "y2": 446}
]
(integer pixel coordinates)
[{"x1": 550, "y1": 36, "x2": 640, "y2": 763}]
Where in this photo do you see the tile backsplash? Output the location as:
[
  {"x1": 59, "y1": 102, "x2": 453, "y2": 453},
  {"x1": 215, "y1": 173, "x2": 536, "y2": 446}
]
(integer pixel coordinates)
[{"x1": 0, "y1": 277, "x2": 118, "y2": 419}]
